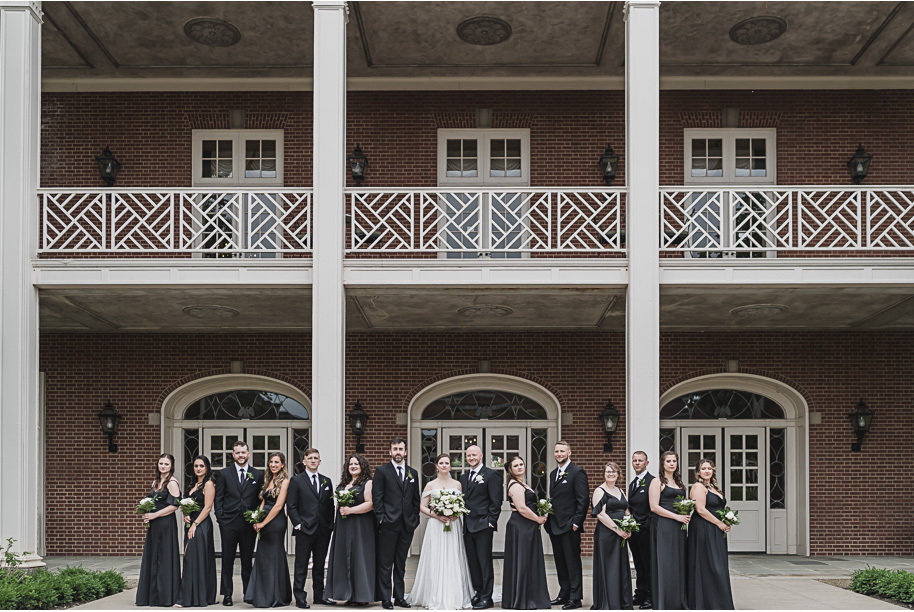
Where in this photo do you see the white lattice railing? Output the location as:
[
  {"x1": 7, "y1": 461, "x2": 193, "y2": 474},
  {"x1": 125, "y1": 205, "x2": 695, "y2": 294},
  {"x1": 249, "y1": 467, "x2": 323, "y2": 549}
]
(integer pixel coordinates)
[
  {"x1": 40, "y1": 189, "x2": 312, "y2": 254},
  {"x1": 347, "y1": 188, "x2": 625, "y2": 253},
  {"x1": 660, "y1": 187, "x2": 914, "y2": 252}
]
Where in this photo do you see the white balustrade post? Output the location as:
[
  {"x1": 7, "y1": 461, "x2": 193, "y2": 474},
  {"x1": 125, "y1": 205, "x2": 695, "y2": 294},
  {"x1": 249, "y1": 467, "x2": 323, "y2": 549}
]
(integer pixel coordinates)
[
  {"x1": 0, "y1": 0, "x2": 43, "y2": 566},
  {"x1": 312, "y1": 0, "x2": 347, "y2": 475},
  {"x1": 624, "y1": 1, "x2": 661, "y2": 475}
]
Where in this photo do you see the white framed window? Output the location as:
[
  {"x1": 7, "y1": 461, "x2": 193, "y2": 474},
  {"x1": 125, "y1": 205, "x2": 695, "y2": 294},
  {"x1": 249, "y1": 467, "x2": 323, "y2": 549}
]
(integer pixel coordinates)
[
  {"x1": 684, "y1": 129, "x2": 776, "y2": 185},
  {"x1": 193, "y1": 130, "x2": 284, "y2": 187}
]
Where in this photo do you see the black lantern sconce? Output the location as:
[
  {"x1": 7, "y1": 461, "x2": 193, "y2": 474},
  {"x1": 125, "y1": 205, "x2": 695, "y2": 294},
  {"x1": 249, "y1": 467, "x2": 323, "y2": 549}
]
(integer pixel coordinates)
[
  {"x1": 846, "y1": 145, "x2": 872, "y2": 185},
  {"x1": 599, "y1": 144, "x2": 620, "y2": 186},
  {"x1": 97, "y1": 400, "x2": 122, "y2": 453},
  {"x1": 347, "y1": 144, "x2": 368, "y2": 187},
  {"x1": 600, "y1": 399, "x2": 621, "y2": 452},
  {"x1": 95, "y1": 146, "x2": 122, "y2": 187},
  {"x1": 349, "y1": 400, "x2": 369, "y2": 453},
  {"x1": 848, "y1": 399, "x2": 874, "y2": 452}
]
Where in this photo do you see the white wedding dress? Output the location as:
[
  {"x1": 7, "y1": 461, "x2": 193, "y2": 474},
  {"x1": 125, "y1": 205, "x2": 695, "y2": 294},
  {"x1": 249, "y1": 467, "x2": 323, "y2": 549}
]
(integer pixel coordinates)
[{"x1": 407, "y1": 488, "x2": 474, "y2": 610}]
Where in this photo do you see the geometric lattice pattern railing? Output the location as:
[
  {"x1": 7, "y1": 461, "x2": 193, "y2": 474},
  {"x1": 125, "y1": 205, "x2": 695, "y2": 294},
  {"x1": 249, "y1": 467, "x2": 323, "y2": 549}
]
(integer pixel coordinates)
[
  {"x1": 660, "y1": 187, "x2": 914, "y2": 252},
  {"x1": 40, "y1": 189, "x2": 311, "y2": 254},
  {"x1": 348, "y1": 188, "x2": 625, "y2": 253}
]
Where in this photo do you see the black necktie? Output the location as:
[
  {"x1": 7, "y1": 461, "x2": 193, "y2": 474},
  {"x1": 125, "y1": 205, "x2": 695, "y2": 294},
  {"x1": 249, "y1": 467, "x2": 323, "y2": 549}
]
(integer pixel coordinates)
[
  {"x1": 397, "y1": 466, "x2": 403, "y2": 481},
  {"x1": 239, "y1": 468, "x2": 244, "y2": 484},
  {"x1": 630, "y1": 477, "x2": 638, "y2": 493},
  {"x1": 312, "y1": 474, "x2": 318, "y2": 494}
]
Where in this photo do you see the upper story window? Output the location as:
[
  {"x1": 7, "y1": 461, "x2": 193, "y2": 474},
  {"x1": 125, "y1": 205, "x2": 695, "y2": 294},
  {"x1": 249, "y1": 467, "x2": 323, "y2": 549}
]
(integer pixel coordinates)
[
  {"x1": 684, "y1": 129, "x2": 776, "y2": 185},
  {"x1": 193, "y1": 130, "x2": 284, "y2": 187},
  {"x1": 439, "y1": 129, "x2": 529, "y2": 186}
]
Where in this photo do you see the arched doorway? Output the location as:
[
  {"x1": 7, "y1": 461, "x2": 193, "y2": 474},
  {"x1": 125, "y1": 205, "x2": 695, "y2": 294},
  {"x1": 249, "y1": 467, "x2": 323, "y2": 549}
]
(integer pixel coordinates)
[
  {"x1": 408, "y1": 374, "x2": 560, "y2": 554},
  {"x1": 659, "y1": 374, "x2": 809, "y2": 555}
]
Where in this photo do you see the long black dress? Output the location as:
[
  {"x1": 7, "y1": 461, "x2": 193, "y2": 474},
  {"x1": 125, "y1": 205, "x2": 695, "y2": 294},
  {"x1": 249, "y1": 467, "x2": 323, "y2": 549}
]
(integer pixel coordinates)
[
  {"x1": 244, "y1": 488, "x2": 292, "y2": 608},
  {"x1": 502, "y1": 482, "x2": 551, "y2": 610},
  {"x1": 326, "y1": 484, "x2": 377, "y2": 603},
  {"x1": 136, "y1": 484, "x2": 181, "y2": 606},
  {"x1": 650, "y1": 484, "x2": 688, "y2": 610},
  {"x1": 176, "y1": 483, "x2": 217, "y2": 607},
  {"x1": 591, "y1": 488, "x2": 634, "y2": 610},
  {"x1": 687, "y1": 490, "x2": 734, "y2": 610}
]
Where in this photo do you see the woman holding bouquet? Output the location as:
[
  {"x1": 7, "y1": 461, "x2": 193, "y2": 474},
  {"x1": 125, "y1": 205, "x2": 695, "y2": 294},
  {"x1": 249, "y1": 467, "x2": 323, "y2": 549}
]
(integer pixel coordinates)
[
  {"x1": 407, "y1": 453, "x2": 473, "y2": 609},
  {"x1": 648, "y1": 450, "x2": 689, "y2": 610},
  {"x1": 502, "y1": 456, "x2": 550, "y2": 610},
  {"x1": 326, "y1": 454, "x2": 376, "y2": 606},
  {"x1": 175, "y1": 455, "x2": 216, "y2": 607},
  {"x1": 687, "y1": 458, "x2": 734, "y2": 610},
  {"x1": 136, "y1": 453, "x2": 181, "y2": 606},
  {"x1": 244, "y1": 452, "x2": 293, "y2": 608},
  {"x1": 590, "y1": 461, "x2": 633, "y2": 610}
]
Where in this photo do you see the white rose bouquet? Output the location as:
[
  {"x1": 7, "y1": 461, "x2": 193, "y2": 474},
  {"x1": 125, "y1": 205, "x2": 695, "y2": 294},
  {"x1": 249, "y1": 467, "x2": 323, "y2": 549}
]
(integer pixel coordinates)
[
  {"x1": 535, "y1": 498, "x2": 554, "y2": 531},
  {"x1": 613, "y1": 515, "x2": 641, "y2": 548},
  {"x1": 715, "y1": 506, "x2": 740, "y2": 538},
  {"x1": 333, "y1": 487, "x2": 360, "y2": 518},
  {"x1": 243, "y1": 508, "x2": 267, "y2": 538},
  {"x1": 178, "y1": 498, "x2": 201, "y2": 529},
  {"x1": 428, "y1": 490, "x2": 469, "y2": 532},
  {"x1": 673, "y1": 496, "x2": 696, "y2": 531},
  {"x1": 135, "y1": 496, "x2": 157, "y2": 529}
]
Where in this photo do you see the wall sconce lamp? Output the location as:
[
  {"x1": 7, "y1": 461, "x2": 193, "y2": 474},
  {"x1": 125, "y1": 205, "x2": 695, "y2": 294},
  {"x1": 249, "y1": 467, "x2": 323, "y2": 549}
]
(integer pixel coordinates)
[
  {"x1": 600, "y1": 399, "x2": 620, "y2": 452},
  {"x1": 848, "y1": 399, "x2": 874, "y2": 452},
  {"x1": 347, "y1": 144, "x2": 368, "y2": 187},
  {"x1": 846, "y1": 145, "x2": 872, "y2": 185},
  {"x1": 97, "y1": 400, "x2": 122, "y2": 453},
  {"x1": 349, "y1": 400, "x2": 369, "y2": 453},
  {"x1": 95, "y1": 146, "x2": 122, "y2": 187},
  {"x1": 599, "y1": 144, "x2": 620, "y2": 186}
]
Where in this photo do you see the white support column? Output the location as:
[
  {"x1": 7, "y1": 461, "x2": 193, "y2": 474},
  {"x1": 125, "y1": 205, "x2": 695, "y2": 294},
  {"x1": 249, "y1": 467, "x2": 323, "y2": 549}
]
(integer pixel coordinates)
[
  {"x1": 312, "y1": 0, "x2": 347, "y2": 475},
  {"x1": 0, "y1": 0, "x2": 43, "y2": 567},
  {"x1": 624, "y1": 0, "x2": 661, "y2": 476}
]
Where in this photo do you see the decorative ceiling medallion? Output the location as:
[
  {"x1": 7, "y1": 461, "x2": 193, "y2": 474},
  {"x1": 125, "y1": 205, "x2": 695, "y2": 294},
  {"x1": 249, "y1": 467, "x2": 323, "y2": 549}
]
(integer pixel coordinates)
[
  {"x1": 182, "y1": 305, "x2": 240, "y2": 319},
  {"x1": 457, "y1": 17, "x2": 512, "y2": 46},
  {"x1": 729, "y1": 16, "x2": 787, "y2": 46},
  {"x1": 730, "y1": 304, "x2": 789, "y2": 319},
  {"x1": 458, "y1": 305, "x2": 514, "y2": 318},
  {"x1": 184, "y1": 18, "x2": 242, "y2": 47}
]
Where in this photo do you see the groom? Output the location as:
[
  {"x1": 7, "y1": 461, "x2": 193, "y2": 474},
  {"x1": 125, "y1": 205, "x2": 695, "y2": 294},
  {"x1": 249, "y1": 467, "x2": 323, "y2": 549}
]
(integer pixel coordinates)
[
  {"x1": 545, "y1": 440, "x2": 589, "y2": 610},
  {"x1": 458, "y1": 445, "x2": 502, "y2": 610}
]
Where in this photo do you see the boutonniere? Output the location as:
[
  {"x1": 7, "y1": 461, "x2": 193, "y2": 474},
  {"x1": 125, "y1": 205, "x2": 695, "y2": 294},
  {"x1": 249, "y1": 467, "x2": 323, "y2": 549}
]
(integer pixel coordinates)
[
  {"x1": 407, "y1": 472, "x2": 416, "y2": 483},
  {"x1": 246, "y1": 472, "x2": 255, "y2": 483},
  {"x1": 474, "y1": 474, "x2": 485, "y2": 484},
  {"x1": 320, "y1": 478, "x2": 329, "y2": 488},
  {"x1": 638, "y1": 477, "x2": 646, "y2": 488}
]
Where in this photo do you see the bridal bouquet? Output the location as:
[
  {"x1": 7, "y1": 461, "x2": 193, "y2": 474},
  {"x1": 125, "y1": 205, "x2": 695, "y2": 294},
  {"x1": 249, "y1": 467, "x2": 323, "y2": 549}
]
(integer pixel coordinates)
[
  {"x1": 715, "y1": 506, "x2": 740, "y2": 538},
  {"x1": 333, "y1": 487, "x2": 359, "y2": 519},
  {"x1": 613, "y1": 515, "x2": 641, "y2": 548},
  {"x1": 244, "y1": 508, "x2": 267, "y2": 539},
  {"x1": 178, "y1": 498, "x2": 201, "y2": 529},
  {"x1": 428, "y1": 490, "x2": 469, "y2": 532},
  {"x1": 535, "y1": 498, "x2": 553, "y2": 531},
  {"x1": 673, "y1": 496, "x2": 696, "y2": 531},
  {"x1": 135, "y1": 496, "x2": 158, "y2": 529}
]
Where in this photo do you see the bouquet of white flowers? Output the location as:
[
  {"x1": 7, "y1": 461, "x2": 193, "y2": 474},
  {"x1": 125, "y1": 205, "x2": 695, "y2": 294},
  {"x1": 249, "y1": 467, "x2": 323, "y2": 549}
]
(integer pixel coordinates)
[
  {"x1": 135, "y1": 496, "x2": 157, "y2": 529},
  {"x1": 613, "y1": 515, "x2": 641, "y2": 548},
  {"x1": 428, "y1": 490, "x2": 469, "y2": 532},
  {"x1": 673, "y1": 496, "x2": 696, "y2": 531},
  {"x1": 715, "y1": 506, "x2": 740, "y2": 538},
  {"x1": 178, "y1": 498, "x2": 201, "y2": 529},
  {"x1": 333, "y1": 487, "x2": 359, "y2": 519},
  {"x1": 535, "y1": 498, "x2": 554, "y2": 531},
  {"x1": 243, "y1": 508, "x2": 267, "y2": 538}
]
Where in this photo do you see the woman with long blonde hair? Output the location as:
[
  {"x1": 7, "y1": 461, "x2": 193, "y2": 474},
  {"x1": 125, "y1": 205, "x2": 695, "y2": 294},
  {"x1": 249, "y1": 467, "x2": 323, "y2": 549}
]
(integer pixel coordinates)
[
  {"x1": 687, "y1": 458, "x2": 734, "y2": 609},
  {"x1": 244, "y1": 452, "x2": 293, "y2": 608}
]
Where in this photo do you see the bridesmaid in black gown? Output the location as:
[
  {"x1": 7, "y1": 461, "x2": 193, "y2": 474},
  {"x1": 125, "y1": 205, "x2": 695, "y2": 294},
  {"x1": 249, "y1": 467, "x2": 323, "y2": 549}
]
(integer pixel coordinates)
[
  {"x1": 648, "y1": 450, "x2": 690, "y2": 610},
  {"x1": 176, "y1": 455, "x2": 217, "y2": 607},
  {"x1": 244, "y1": 452, "x2": 293, "y2": 608},
  {"x1": 591, "y1": 461, "x2": 633, "y2": 610},
  {"x1": 326, "y1": 454, "x2": 376, "y2": 605},
  {"x1": 502, "y1": 456, "x2": 551, "y2": 610},
  {"x1": 687, "y1": 458, "x2": 734, "y2": 610},
  {"x1": 136, "y1": 453, "x2": 181, "y2": 606}
]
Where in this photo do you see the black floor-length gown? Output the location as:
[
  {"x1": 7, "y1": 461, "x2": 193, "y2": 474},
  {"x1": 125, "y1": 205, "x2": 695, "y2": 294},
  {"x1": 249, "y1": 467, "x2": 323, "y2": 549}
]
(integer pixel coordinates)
[
  {"x1": 176, "y1": 484, "x2": 217, "y2": 607},
  {"x1": 650, "y1": 484, "x2": 689, "y2": 610},
  {"x1": 502, "y1": 482, "x2": 551, "y2": 610},
  {"x1": 326, "y1": 485, "x2": 377, "y2": 603},
  {"x1": 687, "y1": 491, "x2": 734, "y2": 610},
  {"x1": 591, "y1": 488, "x2": 634, "y2": 610},
  {"x1": 136, "y1": 485, "x2": 181, "y2": 606},
  {"x1": 244, "y1": 489, "x2": 293, "y2": 608}
]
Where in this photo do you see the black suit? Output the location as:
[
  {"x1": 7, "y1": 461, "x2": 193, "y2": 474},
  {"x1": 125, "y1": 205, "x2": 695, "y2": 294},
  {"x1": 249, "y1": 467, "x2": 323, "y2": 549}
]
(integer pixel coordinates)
[
  {"x1": 458, "y1": 465, "x2": 502, "y2": 600},
  {"x1": 213, "y1": 464, "x2": 264, "y2": 598},
  {"x1": 373, "y1": 462, "x2": 421, "y2": 602},
  {"x1": 287, "y1": 470, "x2": 335, "y2": 605},
  {"x1": 628, "y1": 472, "x2": 655, "y2": 602},
  {"x1": 545, "y1": 462, "x2": 589, "y2": 602}
]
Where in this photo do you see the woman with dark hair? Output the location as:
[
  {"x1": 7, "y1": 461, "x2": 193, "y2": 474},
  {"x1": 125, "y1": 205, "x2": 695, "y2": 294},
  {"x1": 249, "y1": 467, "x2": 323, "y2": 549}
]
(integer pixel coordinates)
[
  {"x1": 687, "y1": 458, "x2": 734, "y2": 610},
  {"x1": 136, "y1": 453, "x2": 181, "y2": 606},
  {"x1": 648, "y1": 450, "x2": 689, "y2": 610},
  {"x1": 590, "y1": 461, "x2": 633, "y2": 610},
  {"x1": 326, "y1": 454, "x2": 376, "y2": 606},
  {"x1": 244, "y1": 452, "x2": 293, "y2": 608},
  {"x1": 176, "y1": 455, "x2": 217, "y2": 607},
  {"x1": 502, "y1": 455, "x2": 550, "y2": 610}
]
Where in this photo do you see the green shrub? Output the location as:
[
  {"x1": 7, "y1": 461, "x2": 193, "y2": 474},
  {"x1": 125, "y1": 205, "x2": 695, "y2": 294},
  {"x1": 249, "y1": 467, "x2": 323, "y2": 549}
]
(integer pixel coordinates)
[
  {"x1": 60, "y1": 569, "x2": 105, "y2": 603},
  {"x1": 96, "y1": 569, "x2": 126, "y2": 596},
  {"x1": 850, "y1": 567, "x2": 914, "y2": 605},
  {"x1": 0, "y1": 553, "x2": 124, "y2": 610}
]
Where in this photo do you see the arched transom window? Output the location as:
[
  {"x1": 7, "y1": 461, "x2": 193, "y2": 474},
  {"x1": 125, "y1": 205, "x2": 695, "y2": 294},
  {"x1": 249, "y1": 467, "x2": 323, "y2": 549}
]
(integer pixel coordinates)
[
  {"x1": 183, "y1": 390, "x2": 309, "y2": 420},
  {"x1": 421, "y1": 390, "x2": 547, "y2": 420},
  {"x1": 660, "y1": 389, "x2": 785, "y2": 420}
]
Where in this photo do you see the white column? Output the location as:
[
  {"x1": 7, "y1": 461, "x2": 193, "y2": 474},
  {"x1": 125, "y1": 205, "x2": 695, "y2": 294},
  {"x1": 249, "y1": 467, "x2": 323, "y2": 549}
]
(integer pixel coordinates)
[
  {"x1": 311, "y1": 0, "x2": 347, "y2": 476},
  {"x1": 624, "y1": 1, "x2": 661, "y2": 476},
  {"x1": 0, "y1": 0, "x2": 43, "y2": 567}
]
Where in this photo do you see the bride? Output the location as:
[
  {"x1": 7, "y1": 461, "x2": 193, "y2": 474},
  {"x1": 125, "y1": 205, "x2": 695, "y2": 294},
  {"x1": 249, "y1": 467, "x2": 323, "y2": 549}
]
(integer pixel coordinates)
[{"x1": 407, "y1": 453, "x2": 474, "y2": 610}]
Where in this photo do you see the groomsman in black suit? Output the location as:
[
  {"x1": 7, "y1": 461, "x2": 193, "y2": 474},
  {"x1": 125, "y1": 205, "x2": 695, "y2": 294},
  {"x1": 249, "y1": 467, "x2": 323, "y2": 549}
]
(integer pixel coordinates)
[
  {"x1": 628, "y1": 451, "x2": 655, "y2": 609},
  {"x1": 458, "y1": 444, "x2": 502, "y2": 610},
  {"x1": 213, "y1": 440, "x2": 264, "y2": 606},
  {"x1": 373, "y1": 437, "x2": 421, "y2": 610},
  {"x1": 287, "y1": 448, "x2": 335, "y2": 609},
  {"x1": 544, "y1": 440, "x2": 589, "y2": 610}
]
